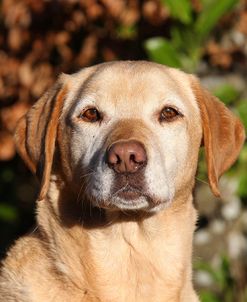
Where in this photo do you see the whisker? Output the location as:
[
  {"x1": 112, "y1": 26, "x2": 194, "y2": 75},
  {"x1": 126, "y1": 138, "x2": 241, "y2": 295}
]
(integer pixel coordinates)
[
  {"x1": 195, "y1": 177, "x2": 209, "y2": 186},
  {"x1": 29, "y1": 225, "x2": 39, "y2": 235},
  {"x1": 112, "y1": 182, "x2": 129, "y2": 197},
  {"x1": 76, "y1": 181, "x2": 87, "y2": 204},
  {"x1": 76, "y1": 169, "x2": 96, "y2": 204},
  {"x1": 80, "y1": 170, "x2": 96, "y2": 179}
]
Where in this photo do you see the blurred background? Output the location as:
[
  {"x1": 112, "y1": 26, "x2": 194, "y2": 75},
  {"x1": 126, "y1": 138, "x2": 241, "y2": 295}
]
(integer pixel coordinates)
[{"x1": 0, "y1": 0, "x2": 246, "y2": 300}]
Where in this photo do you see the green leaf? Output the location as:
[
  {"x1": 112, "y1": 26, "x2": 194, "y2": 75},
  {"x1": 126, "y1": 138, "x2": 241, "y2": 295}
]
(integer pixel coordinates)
[
  {"x1": 116, "y1": 25, "x2": 137, "y2": 39},
  {"x1": 170, "y1": 27, "x2": 202, "y2": 72},
  {"x1": 195, "y1": 0, "x2": 238, "y2": 39},
  {"x1": 237, "y1": 99, "x2": 247, "y2": 131},
  {"x1": 238, "y1": 171, "x2": 247, "y2": 198},
  {"x1": 239, "y1": 145, "x2": 247, "y2": 165},
  {"x1": 161, "y1": 0, "x2": 193, "y2": 24},
  {"x1": 195, "y1": 256, "x2": 231, "y2": 289},
  {"x1": 200, "y1": 291, "x2": 221, "y2": 302},
  {"x1": 0, "y1": 203, "x2": 18, "y2": 222},
  {"x1": 0, "y1": 168, "x2": 14, "y2": 183},
  {"x1": 214, "y1": 84, "x2": 240, "y2": 105},
  {"x1": 144, "y1": 37, "x2": 182, "y2": 68}
]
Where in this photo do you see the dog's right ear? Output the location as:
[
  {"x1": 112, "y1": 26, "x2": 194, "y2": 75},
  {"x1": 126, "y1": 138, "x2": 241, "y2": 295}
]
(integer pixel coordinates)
[{"x1": 15, "y1": 75, "x2": 68, "y2": 200}]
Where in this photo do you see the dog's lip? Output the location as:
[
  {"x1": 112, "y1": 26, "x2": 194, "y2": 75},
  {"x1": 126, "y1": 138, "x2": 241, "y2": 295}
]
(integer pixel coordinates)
[
  {"x1": 113, "y1": 185, "x2": 144, "y2": 200},
  {"x1": 116, "y1": 190, "x2": 142, "y2": 200}
]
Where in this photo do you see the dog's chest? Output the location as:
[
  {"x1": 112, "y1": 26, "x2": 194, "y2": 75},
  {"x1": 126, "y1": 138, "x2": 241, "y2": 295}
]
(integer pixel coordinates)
[{"x1": 85, "y1": 221, "x2": 185, "y2": 302}]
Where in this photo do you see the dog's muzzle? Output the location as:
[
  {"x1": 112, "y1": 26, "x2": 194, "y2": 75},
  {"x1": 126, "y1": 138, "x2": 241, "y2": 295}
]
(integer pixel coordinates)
[{"x1": 106, "y1": 140, "x2": 148, "y2": 203}]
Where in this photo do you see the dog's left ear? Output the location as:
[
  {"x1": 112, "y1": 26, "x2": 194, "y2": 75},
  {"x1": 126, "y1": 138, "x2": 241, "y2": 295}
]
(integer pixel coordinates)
[
  {"x1": 15, "y1": 74, "x2": 68, "y2": 201},
  {"x1": 191, "y1": 76, "x2": 245, "y2": 197}
]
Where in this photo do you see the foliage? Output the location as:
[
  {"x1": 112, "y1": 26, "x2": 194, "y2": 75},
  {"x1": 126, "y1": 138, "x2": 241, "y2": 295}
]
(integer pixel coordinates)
[
  {"x1": 196, "y1": 254, "x2": 247, "y2": 302},
  {"x1": 145, "y1": 0, "x2": 239, "y2": 72},
  {"x1": 214, "y1": 84, "x2": 241, "y2": 105},
  {"x1": 0, "y1": 0, "x2": 246, "y2": 300},
  {"x1": 0, "y1": 159, "x2": 36, "y2": 256},
  {"x1": 196, "y1": 256, "x2": 235, "y2": 302}
]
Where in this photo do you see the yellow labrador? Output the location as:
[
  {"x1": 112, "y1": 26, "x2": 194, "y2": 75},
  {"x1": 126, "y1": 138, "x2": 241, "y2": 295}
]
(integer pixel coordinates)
[{"x1": 0, "y1": 61, "x2": 245, "y2": 302}]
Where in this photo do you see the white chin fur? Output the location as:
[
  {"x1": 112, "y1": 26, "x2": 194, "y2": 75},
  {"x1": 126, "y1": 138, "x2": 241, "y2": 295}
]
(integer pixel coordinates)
[
  {"x1": 111, "y1": 196, "x2": 150, "y2": 211},
  {"x1": 89, "y1": 168, "x2": 174, "y2": 212},
  {"x1": 113, "y1": 197, "x2": 172, "y2": 213},
  {"x1": 91, "y1": 194, "x2": 171, "y2": 212}
]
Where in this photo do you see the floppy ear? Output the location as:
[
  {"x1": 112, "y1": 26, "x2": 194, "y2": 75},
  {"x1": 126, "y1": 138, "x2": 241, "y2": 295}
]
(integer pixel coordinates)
[
  {"x1": 15, "y1": 75, "x2": 68, "y2": 200},
  {"x1": 191, "y1": 77, "x2": 245, "y2": 197}
]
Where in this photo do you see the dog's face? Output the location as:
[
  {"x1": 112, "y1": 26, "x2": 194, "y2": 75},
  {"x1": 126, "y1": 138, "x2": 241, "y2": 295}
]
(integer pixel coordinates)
[
  {"x1": 61, "y1": 62, "x2": 202, "y2": 212},
  {"x1": 15, "y1": 61, "x2": 245, "y2": 213}
]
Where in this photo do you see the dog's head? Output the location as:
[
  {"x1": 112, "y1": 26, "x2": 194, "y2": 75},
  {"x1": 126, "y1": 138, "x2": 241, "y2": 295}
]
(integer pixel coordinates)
[{"x1": 15, "y1": 61, "x2": 245, "y2": 213}]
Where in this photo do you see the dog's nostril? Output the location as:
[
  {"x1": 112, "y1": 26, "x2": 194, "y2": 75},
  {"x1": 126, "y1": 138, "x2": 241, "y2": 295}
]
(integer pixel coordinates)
[
  {"x1": 130, "y1": 154, "x2": 135, "y2": 163},
  {"x1": 108, "y1": 152, "x2": 120, "y2": 166},
  {"x1": 106, "y1": 140, "x2": 147, "y2": 174},
  {"x1": 130, "y1": 153, "x2": 144, "y2": 165},
  {"x1": 131, "y1": 149, "x2": 147, "y2": 164},
  {"x1": 116, "y1": 155, "x2": 121, "y2": 164}
]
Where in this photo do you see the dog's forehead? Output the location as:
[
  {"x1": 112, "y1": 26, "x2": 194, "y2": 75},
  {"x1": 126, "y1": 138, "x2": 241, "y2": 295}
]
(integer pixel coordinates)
[{"x1": 66, "y1": 62, "x2": 199, "y2": 115}]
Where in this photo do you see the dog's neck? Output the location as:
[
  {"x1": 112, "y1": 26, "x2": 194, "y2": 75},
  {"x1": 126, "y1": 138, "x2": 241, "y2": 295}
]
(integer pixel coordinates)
[{"x1": 37, "y1": 181, "x2": 197, "y2": 301}]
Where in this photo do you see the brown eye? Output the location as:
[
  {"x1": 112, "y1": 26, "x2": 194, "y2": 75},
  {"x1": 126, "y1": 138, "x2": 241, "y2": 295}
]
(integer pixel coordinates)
[
  {"x1": 160, "y1": 106, "x2": 181, "y2": 122},
  {"x1": 78, "y1": 108, "x2": 101, "y2": 122}
]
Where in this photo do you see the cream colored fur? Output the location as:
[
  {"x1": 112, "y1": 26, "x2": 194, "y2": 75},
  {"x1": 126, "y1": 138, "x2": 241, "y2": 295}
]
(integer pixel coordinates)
[{"x1": 0, "y1": 61, "x2": 245, "y2": 302}]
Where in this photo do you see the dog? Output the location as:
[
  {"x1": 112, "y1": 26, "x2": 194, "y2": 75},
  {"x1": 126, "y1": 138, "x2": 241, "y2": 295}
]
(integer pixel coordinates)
[{"x1": 0, "y1": 61, "x2": 245, "y2": 302}]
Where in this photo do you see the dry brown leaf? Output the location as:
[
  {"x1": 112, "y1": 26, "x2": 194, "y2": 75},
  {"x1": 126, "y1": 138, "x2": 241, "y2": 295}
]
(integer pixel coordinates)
[{"x1": 0, "y1": 131, "x2": 16, "y2": 161}]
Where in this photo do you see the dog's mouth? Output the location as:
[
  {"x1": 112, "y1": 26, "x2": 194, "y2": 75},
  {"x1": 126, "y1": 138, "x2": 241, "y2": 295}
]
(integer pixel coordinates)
[
  {"x1": 87, "y1": 170, "x2": 166, "y2": 212},
  {"x1": 107, "y1": 173, "x2": 151, "y2": 210},
  {"x1": 89, "y1": 183, "x2": 165, "y2": 212},
  {"x1": 113, "y1": 185, "x2": 143, "y2": 200},
  {"x1": 104, "y1": 181, "x2": 163, "y2": 211}
]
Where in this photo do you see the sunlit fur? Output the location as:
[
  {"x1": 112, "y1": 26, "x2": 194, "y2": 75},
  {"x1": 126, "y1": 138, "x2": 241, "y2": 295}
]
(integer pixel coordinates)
[{"x1": 0, "y1": 61, "x2": 245, "y2": 302}]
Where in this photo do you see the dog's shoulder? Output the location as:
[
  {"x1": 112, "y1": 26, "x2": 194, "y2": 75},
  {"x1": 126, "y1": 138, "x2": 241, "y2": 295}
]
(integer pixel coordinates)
[
  {"x1": 0, "y1": 234, "x2": 51, "y2": 301},
  {"x1": 0, "y1": 234, "x2": 88, "y2": 302}
]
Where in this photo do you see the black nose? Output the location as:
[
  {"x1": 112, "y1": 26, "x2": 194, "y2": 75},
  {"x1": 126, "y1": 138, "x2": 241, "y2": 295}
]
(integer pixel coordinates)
[{"x1": 106, "y1": 140, "x2": 147, "y2": 174}]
